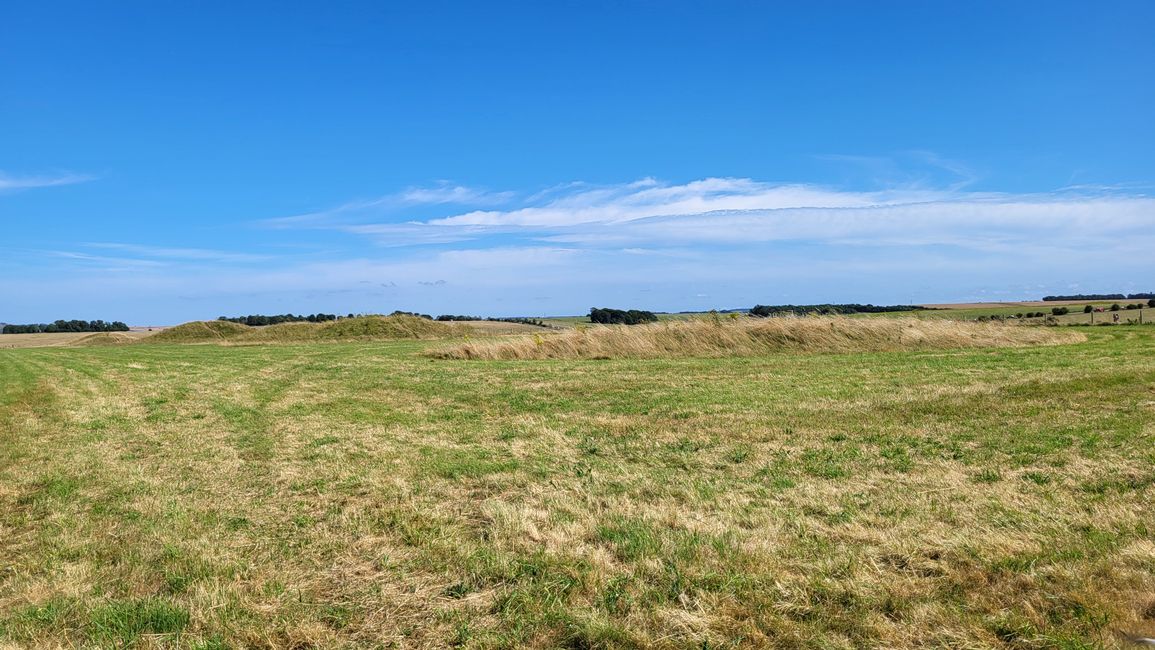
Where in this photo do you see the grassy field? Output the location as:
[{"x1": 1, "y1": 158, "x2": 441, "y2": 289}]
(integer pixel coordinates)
[
  {"x1": 876, "y1": 303, "x2": 1151, "y2": 324},
  {"x1": 540, "y1": 302, "x2": 1152, "y2": 328},
  {"x1": 2, "y1": 326, "x2": 1154, "y2": 648}
]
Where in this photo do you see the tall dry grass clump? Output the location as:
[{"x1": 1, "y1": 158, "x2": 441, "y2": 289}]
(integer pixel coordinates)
[{"x1": 430, "y1": 316, "x2": 1084, "y2": 360}]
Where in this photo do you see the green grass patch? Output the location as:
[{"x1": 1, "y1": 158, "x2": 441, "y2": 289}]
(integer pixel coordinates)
[{"x1": 1, "y1": 325, "x2": 1153, "y2": 648}]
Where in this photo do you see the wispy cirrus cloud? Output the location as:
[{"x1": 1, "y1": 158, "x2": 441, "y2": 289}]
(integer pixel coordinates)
[
  {"x1": 264, "y1": 182, "x2": 516, "y2": 228},
  {"x1": 84, "y1": 243, "x2": 272, "y2": 263},
  {"x1": 426, "y1": 178, "x2": 914, "y2": 227},
  {"x1": 47, "y1": 251, "x2": 166, "y2": 268},
  {"x1": 814, "y1": 150, "x2": 979, "y2": 190},
  {"x1": 279, "y1": 176, "x2": 1154, "y2": 256},
  {"x1": 400, "y1": 184, "x2": 515, "y2": 205},
  {"x1": 9, "y1": 170, "x2": 1153, "y2": 323},
  {"x1": 0, "y1": 170, "x2": 95, "y2": 192}
]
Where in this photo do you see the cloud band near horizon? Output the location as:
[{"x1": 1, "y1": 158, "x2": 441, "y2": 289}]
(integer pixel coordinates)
[{"x1": 4, "y1": 176, "x2": 1153, "y2": 323}]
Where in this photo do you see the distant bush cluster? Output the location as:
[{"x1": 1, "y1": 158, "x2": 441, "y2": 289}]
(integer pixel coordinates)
[
  {"x1": 2, "y1": 319, "x2": 129, "y2": 334},
  {"x1": 1042, "y1": 292, "x2": 1154, "y2": 301},
  {"x1": 589, "y1": 307, "x2": 659, "y2": 325},
  {"x1": 387, "y1": 310, "x2": 433, "y2": 320},
  {"x1": 395, "y1": 311, "x2": 551, "y2": 327},
  {"x1": 216, "y1": 311, "x2": 552, "y2": 328},
  {"x1": 218, "y1": 313, "x2": 346, "y2": 326},
  {"x1": 980, "y1": 312, "x2": 1053, "y2": 321},
  {"x1": 435, "y1": 315, "x2": 551, "y2": 328},
  {"x1": 749, "y1": 303, "x2": 925, "y2": 317}
]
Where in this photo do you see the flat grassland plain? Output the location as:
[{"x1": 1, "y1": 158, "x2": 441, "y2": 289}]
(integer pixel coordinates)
[{"x1": 1, "y1": 322, "x2": 1154, "y2": 648}]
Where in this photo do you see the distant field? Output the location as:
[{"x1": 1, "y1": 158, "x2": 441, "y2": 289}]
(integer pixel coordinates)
[
  {"x1": 927, "y1": 300, "x2": 1110, "y2": 309},
  {"x1": 2, "y1": 324, "x2": 1153, "y2": 648},
  {"x1": 0, "y1": 330, "x2": 156, "y2": 349},
  {"x1": 0, "y1": 319, "x2": 542, "y2": 349},
  {"x1": 544, "y1": 301, "x2": 1152, "y2": 327},
  {"x1": 904, "y1": 301, "x2": 1149, "y2": 323},
  {"x1": 450, "y1": 320, "x2": 550, "y2": 335}
]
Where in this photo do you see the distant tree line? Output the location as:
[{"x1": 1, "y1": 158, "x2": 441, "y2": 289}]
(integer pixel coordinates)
[
  {"x1": 589, "y1": 307, "x2": 659, "y2": 325},
  {"x1": 389, "y1": 310, "x2": 434, "y2": 320},
  {"x1": 435, "y1": 315, "x2": 551, "y2": 328},
  {"x1": 216, "y1": 311, "x2": 553, "y2": 328},
  {"x1": 2, "y1": 319, "x2": 129, "y2": 334},
  {"x1": 218, "y1": 313, "x2": 345, "y2": 326},
  {"x1": 749, "y1": 303, "x2": 926, "y2": 317},
  {"x1": 1042, "y1": 293, "x2": 1154, "y2": 301}
]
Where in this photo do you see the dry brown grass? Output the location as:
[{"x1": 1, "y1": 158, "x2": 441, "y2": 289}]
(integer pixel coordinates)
[{"x1": 431, "y1": 316, "x2": 1085, "y2": 360}]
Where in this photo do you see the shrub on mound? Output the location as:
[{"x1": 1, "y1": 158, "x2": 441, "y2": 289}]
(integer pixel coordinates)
[{"x1": 429, "y1": 317, "x2": 1085, "y2": 360}]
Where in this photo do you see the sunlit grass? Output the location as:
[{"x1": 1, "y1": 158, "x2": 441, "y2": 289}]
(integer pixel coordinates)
[{"x1": 1, "y1": 328, "x2": 1153, "y2": 648}]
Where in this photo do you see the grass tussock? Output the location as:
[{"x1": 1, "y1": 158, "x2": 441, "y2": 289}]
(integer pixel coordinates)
[
  {"x1": 145, "y1": 315, "x2": 468, "y2": 345},
  {"x1": 432, "y1": 316, "x2": 1085, "y2": 360}
]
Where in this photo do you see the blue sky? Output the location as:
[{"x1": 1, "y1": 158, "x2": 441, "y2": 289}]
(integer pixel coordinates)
[{"x1": 2, "y1": 1, "x2": 1153, "y2": 323}]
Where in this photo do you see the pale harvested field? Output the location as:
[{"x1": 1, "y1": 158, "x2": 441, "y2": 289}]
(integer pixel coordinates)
[
  {"x1": 0, "y1": 331, "x2": 156, "y2": 350},
  {"x1": 455, "y1": 321, "x2": 553, "y2": 335},
  {"x1": 923, "y1": 300, "x2": 1121, "y2": 309}
]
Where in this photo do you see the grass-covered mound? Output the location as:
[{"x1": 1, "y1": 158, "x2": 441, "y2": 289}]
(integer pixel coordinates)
[
  {"x1": 237, "y1": 315, "x2": 468, "y2": 343},
  {"x1": 143, "y1": 315, "x2": 469, "y2": 345},
  {"x1": 69, "y1": 332, "x2": 140, "y2": 347},
  {"x1": 142, "y1": 320, "x2": 252, "y2": 343},
  {"x1": 432, "y1": 316, "x2": 1084, "y2": 360}
]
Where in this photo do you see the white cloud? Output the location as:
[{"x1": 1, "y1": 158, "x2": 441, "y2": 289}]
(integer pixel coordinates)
[
  {"x1": 428, "y1": 178, "x2": 911, "y2": 227},
  {"x1": 8, "y1": 175, "x2": 1153, "y2": 322},
  {"x1": 285, "y1": 177, "x2": 1154, "y2": 256}
]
